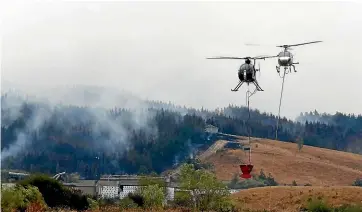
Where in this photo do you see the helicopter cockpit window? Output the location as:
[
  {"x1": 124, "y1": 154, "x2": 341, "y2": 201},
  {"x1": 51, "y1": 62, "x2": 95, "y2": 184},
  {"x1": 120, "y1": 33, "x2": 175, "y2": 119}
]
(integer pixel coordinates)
[{"x1": 278, "y1": 52, "x2": 291, "y2": 57}]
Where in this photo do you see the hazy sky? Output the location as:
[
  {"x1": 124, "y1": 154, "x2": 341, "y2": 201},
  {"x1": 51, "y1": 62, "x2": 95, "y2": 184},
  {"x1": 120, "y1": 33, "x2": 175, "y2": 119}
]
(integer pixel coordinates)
[{"x1": 2, "y1": 1, "x2": 362, "y2": 119}]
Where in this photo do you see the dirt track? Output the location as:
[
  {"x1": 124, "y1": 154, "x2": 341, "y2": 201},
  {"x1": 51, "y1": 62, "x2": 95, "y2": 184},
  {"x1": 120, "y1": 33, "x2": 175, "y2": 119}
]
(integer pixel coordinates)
[{"x1": 197, "y1": 140, "x2": 228, "y2": 161}]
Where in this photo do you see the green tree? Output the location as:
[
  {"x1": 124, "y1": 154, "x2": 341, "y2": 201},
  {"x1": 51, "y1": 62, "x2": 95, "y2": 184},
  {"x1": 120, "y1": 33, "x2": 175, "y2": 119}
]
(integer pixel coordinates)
[
  {"x1": 297, "y1": 137, "x2": 304, "y2": 152},
  {"x1": 138, "y1": 184, "x2": 165, "y2": 209},
  {"x1": 19, "y1": 173, "x2": 89, "y2": 210},
  {"x1": 1, "y1": 185, "x2": 46, "y2": 212},
  {"x1": 178, "y1": 163, "x2": 233, "y2": 211},
  {"x1": 138, "y1": 175, "x2": 167, "y2": 196}
]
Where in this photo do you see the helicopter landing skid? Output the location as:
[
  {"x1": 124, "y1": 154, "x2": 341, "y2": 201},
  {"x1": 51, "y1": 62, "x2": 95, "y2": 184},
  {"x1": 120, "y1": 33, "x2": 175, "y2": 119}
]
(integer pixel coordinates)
[
  {"x1": 231, "y1": 81, "x2": 244, "y2": 92},
  {"x1": 231, "y1": 80, "x2": 263, "y2": 92},
  {"x1": 253, "y1": 81, "x2": 264, "y2": 91}
]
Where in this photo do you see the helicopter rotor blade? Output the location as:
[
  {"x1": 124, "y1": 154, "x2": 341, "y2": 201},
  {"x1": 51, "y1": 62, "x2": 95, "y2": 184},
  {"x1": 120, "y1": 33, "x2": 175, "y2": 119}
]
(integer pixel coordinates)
[
  {"x1": 254, "y1": 55, "x2": 279, "y2": 60},
  {"x1": 206, "y1": 56, "x2": 249, "y2": 60},
  {"x1": 245, "y1": 43, "x2": 275, "y2": 47},
  {"x1": 206, "y1": 55, "x2": 278, "y2": 60},
  {"x1": 277, "y1": 40, "x2": 322, "y2": 48}
]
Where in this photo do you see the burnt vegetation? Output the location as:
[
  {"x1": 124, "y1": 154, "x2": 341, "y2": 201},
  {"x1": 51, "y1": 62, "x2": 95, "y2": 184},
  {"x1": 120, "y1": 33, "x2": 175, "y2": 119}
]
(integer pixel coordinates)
[{"x1": 1, "y1": 92, "x2": 362, "y2": 178}]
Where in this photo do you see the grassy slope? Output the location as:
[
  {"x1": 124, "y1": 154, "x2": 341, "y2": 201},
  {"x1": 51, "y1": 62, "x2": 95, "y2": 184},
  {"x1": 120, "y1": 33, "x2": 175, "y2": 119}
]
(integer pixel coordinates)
[
  {"x1": 202, "y1": 137, "x2": 362, "y2": 186},
  {"x1": 231, "y1": 186, "x2": 362, "y2": 212}
]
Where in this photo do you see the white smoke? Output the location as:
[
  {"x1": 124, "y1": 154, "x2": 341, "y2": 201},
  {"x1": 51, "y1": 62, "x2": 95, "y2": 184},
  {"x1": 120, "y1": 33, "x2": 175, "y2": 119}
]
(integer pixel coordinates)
[{"x1": 1, "y1": 84, "x2": 160, "y2": 161}]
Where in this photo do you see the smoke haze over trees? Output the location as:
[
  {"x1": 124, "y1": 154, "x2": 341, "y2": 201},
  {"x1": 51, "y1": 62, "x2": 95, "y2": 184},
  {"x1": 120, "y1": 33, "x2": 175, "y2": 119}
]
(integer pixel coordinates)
[{"x1": 1, "y1": 86, "x2": 362, "y2": 179}]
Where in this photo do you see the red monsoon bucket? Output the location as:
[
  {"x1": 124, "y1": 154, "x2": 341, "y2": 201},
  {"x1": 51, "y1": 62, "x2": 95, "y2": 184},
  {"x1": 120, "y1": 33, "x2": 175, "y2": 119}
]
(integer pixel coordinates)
[{"x1": 239, "y1": 164, "x2": 254, "y2": 179}]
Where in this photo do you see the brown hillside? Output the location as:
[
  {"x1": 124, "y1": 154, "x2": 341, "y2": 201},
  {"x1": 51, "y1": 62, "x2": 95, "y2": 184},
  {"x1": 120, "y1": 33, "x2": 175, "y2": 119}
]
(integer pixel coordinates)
[
  {"x1": 231, "y1": 186, "x2": 362, "y2": 212},
  {"x1": 202, "y1": 138, "x2": 362, "y2": 186}
]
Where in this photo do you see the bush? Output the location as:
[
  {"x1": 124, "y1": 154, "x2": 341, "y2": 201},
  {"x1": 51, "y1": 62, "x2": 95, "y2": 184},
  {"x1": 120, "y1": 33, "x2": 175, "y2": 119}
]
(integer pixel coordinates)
[
  {"x1": 173, "y1": 191, "x2": 194, "y2": 208},
  {"x1": 212, "y1": 197, "x2": 237, "y2": 212},
  {"x1": 119, "y1": 197, "x2": 139, "y2": 209},
  {"x1": 228, "y1": 170, "x2": 278, "y2": 189},
  {"x1": 228, "y1": 178, "x2": 265, "y2": 189},
  {"x1": 178, "y1": 163, "x2": 231, "y2": 211},
  {"x1": 138, "y1": 184, "x2": 165, "y2": 208},
  {"x1": 306, "y1": 198, "x2": 332, "y2": 212},
  {"x1": 353, "y1": 178, "x2": 362, "y2": 187},
  {"x1": 1, "y1": 185, "x2": 46, "y2": 212},
  {"x1": 128, "y1": 193, "x2": 144, "y2": 207},
  {"x1": 87, "y1": 197, "x2": 99, "y2": 210},
  {"x1": 19, "y1": 174, "x2": 89, "y2": 210},
  {"x1": 292, "y1": 180, "x2": 298, "y2": 186}
]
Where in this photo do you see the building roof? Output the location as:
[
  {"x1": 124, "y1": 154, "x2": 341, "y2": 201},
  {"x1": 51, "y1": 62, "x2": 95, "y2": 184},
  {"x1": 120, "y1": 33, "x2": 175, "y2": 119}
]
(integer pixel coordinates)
[{"x1": 63, "y1": 180, "x2": 96, "y2": 187}]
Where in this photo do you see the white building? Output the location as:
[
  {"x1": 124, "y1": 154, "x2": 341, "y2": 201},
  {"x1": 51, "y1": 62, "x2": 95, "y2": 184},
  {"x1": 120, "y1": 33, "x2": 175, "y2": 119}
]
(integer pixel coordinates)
[{"x1": 96, "y1": 175, "x2": 176, "y2": 201}]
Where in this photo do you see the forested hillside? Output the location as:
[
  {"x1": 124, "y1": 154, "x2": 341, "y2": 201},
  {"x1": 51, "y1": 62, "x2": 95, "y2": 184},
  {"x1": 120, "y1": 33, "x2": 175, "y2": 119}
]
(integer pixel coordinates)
[{"x1": 1, "y1": 88, "x2": 361, "y2": 179}]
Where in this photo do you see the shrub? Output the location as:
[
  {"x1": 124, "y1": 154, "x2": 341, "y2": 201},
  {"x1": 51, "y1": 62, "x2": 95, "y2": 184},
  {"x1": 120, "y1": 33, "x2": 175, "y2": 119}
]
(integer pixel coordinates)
[
  {"x1": 87, "y1": 197, "x2": 99, "y2": 210},
  {"x1": 128, "y1": 193, "x2": 144, "y2": 207},
  {"x1": 138, "y1": 184, "x2": 165, "y2": 208},
  {"x1": 212, "y1": 197, "x2": 237, "y2": 212},
  {"x1": 19, "y1": 174, "x2": 89, "y2": 210},
  {"x1": 353, "y1": 178, "x2": 362, "y2": 187},
  {"x1": 292, "y1": 180, "x2": 298, "y2": 186},
  {"x1": 229, "y1": 179, "x2": 265, "y2": 189},
  {"x1": 119, "y1": 197, "x2": 138, "y2": 210},
  {"x1": 1, "y1": 185, "x2": 46, "y2": 212},
  {"x1": 173, "y1": 191, "x2": 193, "y2": 207},
  {"x1": 306, "y1": 198, "x2": 332, "y2": 212}
]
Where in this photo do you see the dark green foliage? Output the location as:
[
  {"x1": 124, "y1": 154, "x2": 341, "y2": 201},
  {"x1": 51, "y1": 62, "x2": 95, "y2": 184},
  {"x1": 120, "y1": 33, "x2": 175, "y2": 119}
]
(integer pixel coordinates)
[
  {"x1": 98, "y1": 197, "x2": 118, "y2": 207},
  {"x1": 18, "y1": 174, "x2": 89, "y2": 210},
  {"x1": 173, "y1": 191, "x2": 193, "y2": 208},
  {"x1": 127, "y1": 193, "x2": 144, "y2": 207},
  {"x1": 1, "y1": 185, "x2": 46, "y2": 212},
  {"x1": 292, "y1": 180, "x2": 298, "y2": 186},
  {"x1": 185, "y1": 158, "x2": 214, "y2": 170},
  {"x1": 2, "y1": 93, "x2": 362, "y2": 176},
  {"x1": 306, "y1": 198, "x2": 331, "y2": 212},
  {"x1": 119, "y1": 197, "x2": 138, "y2": 209},
  {"x1": 178, "y1": 163, "x2": 233, "y2": 211},
  {"x1": 303, "y1": 199, "x2": 362, "y2": 212},
  {"x1": 353, "y1": 178, "x2": 362, "y2": 187},
  {"x1": 228, "y1": 170, "x2": 278, "y2": 189},
  {"x1": 255, "y1": 169, "x2": 278, "y2": 186}
]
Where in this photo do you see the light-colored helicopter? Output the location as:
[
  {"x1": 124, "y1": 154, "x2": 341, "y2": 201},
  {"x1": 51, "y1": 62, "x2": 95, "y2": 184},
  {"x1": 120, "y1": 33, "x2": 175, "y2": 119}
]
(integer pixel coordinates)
[
  {"x1": 206, "y1": 55, "x2": 276, "y2": 92},
  {"x1": 275, "y1": 41, "x2": 322, "y2": 73}
]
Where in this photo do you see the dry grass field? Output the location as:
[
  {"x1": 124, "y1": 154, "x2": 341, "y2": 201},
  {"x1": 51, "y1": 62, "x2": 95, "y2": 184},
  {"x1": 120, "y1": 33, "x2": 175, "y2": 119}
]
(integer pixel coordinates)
[
  {"x1": 231, "y1": 186, "x2": 362, "y2": 212},
  {"x1": 202, "y1": 138, "x2": 362, "y2": 186}
]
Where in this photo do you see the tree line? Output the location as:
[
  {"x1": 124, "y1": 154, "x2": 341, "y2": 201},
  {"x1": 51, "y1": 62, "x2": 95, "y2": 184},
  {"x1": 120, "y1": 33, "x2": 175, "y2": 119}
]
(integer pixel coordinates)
[{"x1": 1, "y1": 94, "x2": 362, "y2": 179}]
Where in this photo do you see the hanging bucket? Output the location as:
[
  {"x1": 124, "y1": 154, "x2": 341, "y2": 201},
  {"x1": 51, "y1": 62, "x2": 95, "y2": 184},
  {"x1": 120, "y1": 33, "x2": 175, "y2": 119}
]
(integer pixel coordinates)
[{"x1": 239, "y1": 164, "x2": 254, "y2": 179}]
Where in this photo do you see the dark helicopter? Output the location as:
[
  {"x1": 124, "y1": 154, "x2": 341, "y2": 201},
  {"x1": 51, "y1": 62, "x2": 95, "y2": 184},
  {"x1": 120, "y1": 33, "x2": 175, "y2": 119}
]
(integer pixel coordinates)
[
  {"x1": 207, "y1": 55, "x2": 277, "y2": 92},
  {"x1": 275, "y1": 41, "x2": 322, "y2": 73}
]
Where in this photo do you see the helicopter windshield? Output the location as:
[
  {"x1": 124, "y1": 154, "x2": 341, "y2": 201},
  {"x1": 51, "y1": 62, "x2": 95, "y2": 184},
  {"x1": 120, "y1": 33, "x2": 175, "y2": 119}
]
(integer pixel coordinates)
[{"x1": 278, "y1": 51, "x2": 292, "y2": 57}]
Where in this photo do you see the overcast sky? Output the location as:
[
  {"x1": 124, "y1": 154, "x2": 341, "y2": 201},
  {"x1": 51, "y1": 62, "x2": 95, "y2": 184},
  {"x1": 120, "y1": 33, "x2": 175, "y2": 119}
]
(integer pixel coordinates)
[{"x1": 2, "y1": 1, "x2": 362, "y2": 119}]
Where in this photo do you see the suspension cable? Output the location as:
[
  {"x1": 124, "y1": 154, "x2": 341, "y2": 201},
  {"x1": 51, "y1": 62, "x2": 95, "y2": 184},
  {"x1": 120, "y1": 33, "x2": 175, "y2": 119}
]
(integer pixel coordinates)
[
  {"x1": 245, "y1": 86, "x2": 257, "y2": 164},
  {"x1": 275, "y1": 68, "x2": 287, "y2": 141}
]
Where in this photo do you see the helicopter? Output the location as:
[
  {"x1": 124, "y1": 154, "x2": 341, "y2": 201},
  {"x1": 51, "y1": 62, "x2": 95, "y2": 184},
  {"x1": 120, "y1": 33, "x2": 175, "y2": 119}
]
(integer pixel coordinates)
[
  {"x1": 206, "y1": 55, "x2": 277, "y2": 92},
  {"x1": 275, "y1": 41, "x2": 322, "y2": 73}
]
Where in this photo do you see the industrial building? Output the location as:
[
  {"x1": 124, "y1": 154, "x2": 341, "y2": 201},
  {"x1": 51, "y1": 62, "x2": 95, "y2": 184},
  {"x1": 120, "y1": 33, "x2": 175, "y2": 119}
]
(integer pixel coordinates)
[{"x1": 62, "y1": 175, "x2": 176, "y2": 201}]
